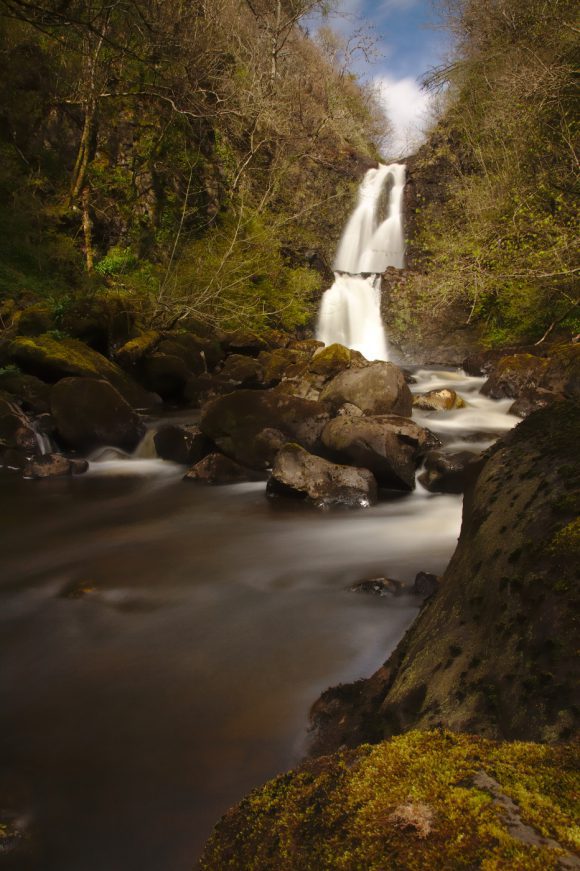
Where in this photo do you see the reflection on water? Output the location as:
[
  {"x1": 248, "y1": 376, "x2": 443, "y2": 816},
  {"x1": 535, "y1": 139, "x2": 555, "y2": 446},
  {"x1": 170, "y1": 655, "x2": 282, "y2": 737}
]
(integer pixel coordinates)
[{"x1": 0, "y1": 368, "x2": 518, "y2": 871}]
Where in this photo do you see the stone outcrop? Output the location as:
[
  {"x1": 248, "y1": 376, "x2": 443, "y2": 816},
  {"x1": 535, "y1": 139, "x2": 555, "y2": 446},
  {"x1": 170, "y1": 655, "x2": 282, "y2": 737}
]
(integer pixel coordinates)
[
  {"x1": 267, "y1": 443, "x2": 377, "y2": 509},
  {"x1": 309, "y1": 401, "x2": 580, "y2": 751},
  {"x1": 154, "y1": 424, "x2": 212, "y2": 466}
]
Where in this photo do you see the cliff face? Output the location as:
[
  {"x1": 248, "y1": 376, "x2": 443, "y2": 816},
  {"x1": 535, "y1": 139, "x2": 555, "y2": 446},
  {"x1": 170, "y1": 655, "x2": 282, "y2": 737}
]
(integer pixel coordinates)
[{"x1": 310, "y1": 401, "x2": 580, "y2": 752}]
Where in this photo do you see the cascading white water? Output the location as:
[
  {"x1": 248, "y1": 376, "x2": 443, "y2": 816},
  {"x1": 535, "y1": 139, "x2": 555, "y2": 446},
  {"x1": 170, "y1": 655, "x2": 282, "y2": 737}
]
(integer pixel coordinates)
[{"x1": 316, "y1": 163, "x2": 406, "y2": 361}]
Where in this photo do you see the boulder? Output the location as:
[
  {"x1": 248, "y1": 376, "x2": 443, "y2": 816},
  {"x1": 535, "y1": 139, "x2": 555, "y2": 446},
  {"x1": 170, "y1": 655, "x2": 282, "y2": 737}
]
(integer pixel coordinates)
[
  {"x1": 320, "y1": 362, "x2": 412, "y2": 416},
  {"x1": 0, "y1": 372, "x2": 51, "y2": 413},
  {"x1": 321, "y1": 415, "x2": 439, "y2": 491},
  {"x1": 219, "y1": 354, "x2": 263, "y2": 386},
  {"x1": 199, "y1": 732, "x2": 580, "y2": 871},
  {"x1": 481, "y1": 354, "x2": 549, "y2": 399},
  {"x1": 153, "y1": 424, "x2": 212, "y2": 465},
  {"x1": 267, "y1": 443, "x2": 377, "y2": 509},
  {"x1": 7, "y1": 334, "x2": 152, "y2": 407},
  {"x1": 183, "y1": 452, "x2": 256, "y2": 484},
  {"x1": 287, "y1": 338, "x2": 324, "y2": 353},
  {"x1": 257, "y1": 348, "x2": 310, "y2": 383},
  {"x1": 221, "y1": 330, "x2": 269, "y2": 356},
  {"x1": 0, "y1": 394, "x2": 39, "y2": 454},
  {"x1": 350, "y1": 577, "x2": 403, "y2": 596},
  {"x1": 412, "y1": 571, "x2": 440, "y2": 598},
  {"x1": 413, "y1": 388, "x2": 465, "y2": 411},
  {"x1": 114, "y1": 330, "x2": 161, "y2": 368},
  {"x1": 308, "y1": 343, "x2": 354, "y2": 378},
  {"x1": 51, "y1": 378, "x2": 144, "y2": 451},
  {"x1": 23, "y1": 453, "x2": 88, "y2": 479},
  {"x1": 309, "y1": 400, "x2": 580, "y2": 750},
  {"x1": 418, "y1": 450, "x2": 482, "y2": 494},
  {"x1": 509, "y1": 389, "x2": 558, "y2": 418},
  {"x1": 200, "y1": 389, "x2": 330, "y2": 469},
  {"x1": 156, "y1": 334, "x2": 208, "y2": 375},
  {"x1": 15, "y1": 304, "x2": 54, "y2": 336},
  {"x1": 140, "y1": 353, "x2": 191, "y2": 401},
  {"x1": 58, "y1": 294, "x2": 136, "y2": 354},
  {"x1": 183, "y1": 373, "x2": 239, "y2": 408}
]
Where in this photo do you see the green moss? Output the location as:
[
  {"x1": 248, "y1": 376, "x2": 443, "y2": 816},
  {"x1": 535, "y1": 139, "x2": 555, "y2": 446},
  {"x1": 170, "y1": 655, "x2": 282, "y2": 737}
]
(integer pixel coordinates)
[
  {"x1": 549, "y1": 519, "x2": 580, "y2": 555},
  {"x1": 200, "y1": 731, "x2": 580, "y2": 870}
]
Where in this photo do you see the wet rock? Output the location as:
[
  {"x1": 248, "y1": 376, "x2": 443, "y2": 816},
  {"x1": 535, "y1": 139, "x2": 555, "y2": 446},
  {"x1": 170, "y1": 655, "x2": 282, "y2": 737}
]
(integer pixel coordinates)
[
  {"x1": 200, "y1": 389, "x2": 330, "y2": 469},
  {"x1": 509, "y1": 389, "x2": 558, "y2": 418},
  {"x1": 267, "y1": 443, "x2": 377, "y2": 509},
  {"x1": 219, "y1": 354, "x2": 263, "y2": 386},
  {"x1": 7, "y1": 333, "x2": 152, "y2": 407},
  {"x1": 153, "y1": 424, "x2": 212, "y2": 465},
  {"x1": 412, "y1": 571, "x2": 440, "y2": 597},
  {"x1": 0, "y1": 372, "x2": 51, "y2": 413},
  {"x1": 321, "y1": 415, "x2": 439, "y2": 491},
  {"x1": 418, "y1": 450, "x2": 481, "y2": 494},
  {"x1": 350, "y1": 577, "x2": 403, "y2": 596},
  {"x1": 481, "y1": 354, "x2": 549, "y2": 399},
  {"x1": 462, "y1": 346, "x2": 532, "y2": 376},
  {"x1": 184, "y1": 452, "x2": 257, "y2": 484},
  {"x1": 51, "y1": 377, "x2": 144, "y2": 451},
  {"x1": 0, "y1": 394, "x2": 39, "y2": 454},
  {"x1": 413, "y1": 388, "x2": 465, "y2": 411},
  {"x1": 320, "y1": 361, "x2": 412, "y2": 416},
  {"x1": 23, "y1": 453, "x2": 88, "y2": 479}
]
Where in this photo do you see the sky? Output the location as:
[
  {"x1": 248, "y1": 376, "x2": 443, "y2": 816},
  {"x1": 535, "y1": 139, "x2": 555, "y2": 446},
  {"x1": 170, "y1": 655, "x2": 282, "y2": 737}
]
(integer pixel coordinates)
[{"x1": 313, "y1": 0, "x2": 451, "y2": 156}]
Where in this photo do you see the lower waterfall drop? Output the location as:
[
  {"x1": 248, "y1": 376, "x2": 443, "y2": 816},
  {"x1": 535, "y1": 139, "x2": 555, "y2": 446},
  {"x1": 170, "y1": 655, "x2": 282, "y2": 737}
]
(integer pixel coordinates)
[{"x1": 316, "y1": 163, "x2": 406, "y2": 362}]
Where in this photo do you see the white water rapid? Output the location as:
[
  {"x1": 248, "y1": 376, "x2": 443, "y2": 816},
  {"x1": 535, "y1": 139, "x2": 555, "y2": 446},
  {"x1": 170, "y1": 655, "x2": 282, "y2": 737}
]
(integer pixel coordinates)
[{"x1": 317, "y1": 163, "x2": 406, "y2": 361}]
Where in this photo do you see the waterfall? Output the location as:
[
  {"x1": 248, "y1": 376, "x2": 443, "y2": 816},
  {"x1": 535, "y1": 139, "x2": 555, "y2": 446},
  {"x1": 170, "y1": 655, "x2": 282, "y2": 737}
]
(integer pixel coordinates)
[{"x1": 316, "y1": 163, "x2": 406, "y2": 361}]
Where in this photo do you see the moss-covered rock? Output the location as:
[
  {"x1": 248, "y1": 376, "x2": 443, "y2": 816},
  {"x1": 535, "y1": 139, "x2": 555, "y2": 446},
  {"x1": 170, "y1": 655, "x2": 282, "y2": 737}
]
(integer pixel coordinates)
[
  {"x1": 258, "y1": 348, "x2": 311, "y2": 383},
  {"x1": 0, "y1": 372, "x2": 51, "y2": 413},
  {"x1": 199, "y1": 730, "x2": 580, "y2": 871},
  {"x1": 413, "y1": 388, "x2": 466, "y2": 411},
  {"x1": 310, "y1": 401, "x2": 580, "y2": 750},
  {"x1": 320, "y1": 362, "x2": 412, "y2": 417},
  {"x1": 308, "y1": 343, "x2": 352, "y2": 377},
  {"x1": 59, "y1": 294, "x2": 136, "y2": 354},
  {"x1": 15, "y1": 304, "x2": 54, "y2": 336},
  {"x1": 114, "y1": 330, "x2": 161, "y2": 368},
  {"x1": 220, "y1": 354, "x2": 264, "y2": 386},
  {"x1": 7, "y1": 334, "x2": 152, "y2": 407}
]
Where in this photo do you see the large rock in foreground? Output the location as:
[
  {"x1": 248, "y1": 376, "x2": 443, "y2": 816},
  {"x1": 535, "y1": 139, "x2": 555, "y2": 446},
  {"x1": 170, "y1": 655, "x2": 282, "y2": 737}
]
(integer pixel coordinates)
[
  {"x1": 320, "y1": 361, "x2": 412, "y2": 416},
  {"x1": 199, "y1": 730, "x2": 580, "y2": 871},
  {"x1": 200, "y1": 390, "x2": 330, "y2": 469},
  {"x1": 51, "y1": 378, "x2": 144, "y2": 451},
  {"x1": 310, "y1": 401, "x2": 580, "y2": 750},
  {"x1": 321, "y1": 415, "x2": 439, "y2": 490},
  {"x1": 267, "y1": 443, "x2": 377, "y2": 509}
]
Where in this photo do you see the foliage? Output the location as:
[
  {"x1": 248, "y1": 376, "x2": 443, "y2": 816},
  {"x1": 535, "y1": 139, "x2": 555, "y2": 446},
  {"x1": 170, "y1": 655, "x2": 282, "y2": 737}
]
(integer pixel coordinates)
[{"x1": 403, "y1": 0, "x2": 579, "y2": 346}]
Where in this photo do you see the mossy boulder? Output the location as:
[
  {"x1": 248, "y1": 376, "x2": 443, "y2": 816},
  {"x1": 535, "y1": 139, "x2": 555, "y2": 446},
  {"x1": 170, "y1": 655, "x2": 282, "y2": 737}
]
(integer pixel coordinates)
[
  {"x1": 257, "y1": 348, "x2": 311, "y2": 383},
  {"x1": 200, "y1": 390, "x2": 330, "y2": 469},
  {"x1": 321, "y1": 415, "x2": 439, "y2": 491},
  {"x1": 7, "y1": 334, "x2": 152, "y2": 408},
  {"x1": 115, "y1": 331, "x2": 161, "y2": 368},
  {"x1": 310, "y1": 401, "x2": 580, "y2": 751},
  {"x1": 199, "y1": 730, "x2": 580, "y2": 871},
  {"x1": 51, "y1": 378, "x2": 144, "y2": 451},
  {"x1": 219, "y1": 354, "x2": 264, "y2": 386},
  {"x1": 320, "y1": 362, "x2": 412, "y2": 417},
  {"x1": 481, "y1": 345, "x2": 579, "y2": 403},
  {"x1": 308, "y1": 342, "x2": 363, "y2": 378},
  {"x1": 59, "y1": 294, "x2": 136, "y2": 354},
  {"x1": 267, "y1": 443, "x2": 378, "y2": 509},
  {"x1": 418, "y1": 450, "x2": 482, "y2": 494}
]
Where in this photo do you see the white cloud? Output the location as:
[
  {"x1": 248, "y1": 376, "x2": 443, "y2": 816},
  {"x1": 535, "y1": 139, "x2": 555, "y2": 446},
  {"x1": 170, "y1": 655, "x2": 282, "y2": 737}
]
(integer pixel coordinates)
[{"x1": 375, "y1": 75, "x2": 433, "y2": 157}]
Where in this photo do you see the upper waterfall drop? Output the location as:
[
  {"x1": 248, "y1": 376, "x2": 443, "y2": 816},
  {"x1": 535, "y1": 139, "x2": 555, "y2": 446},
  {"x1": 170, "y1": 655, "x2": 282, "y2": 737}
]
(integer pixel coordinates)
[{"x1": 316, "y1": 163, "x2": 406, "y2": 362}]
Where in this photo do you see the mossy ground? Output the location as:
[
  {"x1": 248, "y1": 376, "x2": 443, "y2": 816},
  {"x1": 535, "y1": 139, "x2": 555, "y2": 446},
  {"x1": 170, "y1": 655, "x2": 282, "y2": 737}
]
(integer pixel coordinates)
[{"x1": 199, "y1": 730, "x2": 580, "y2": 870}]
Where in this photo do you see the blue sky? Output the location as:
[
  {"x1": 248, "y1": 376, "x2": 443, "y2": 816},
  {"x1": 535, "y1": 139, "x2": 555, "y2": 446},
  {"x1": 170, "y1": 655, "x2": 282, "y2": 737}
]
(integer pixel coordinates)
[{"x1": 313, "y1": 0, "x2": 451, "y2": 155}]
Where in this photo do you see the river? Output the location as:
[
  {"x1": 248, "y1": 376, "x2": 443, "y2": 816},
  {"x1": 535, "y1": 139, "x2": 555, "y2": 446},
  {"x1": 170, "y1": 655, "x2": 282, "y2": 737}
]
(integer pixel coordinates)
[{"x1": 0, "y1": 367, "x2": 516, "y2": 870}]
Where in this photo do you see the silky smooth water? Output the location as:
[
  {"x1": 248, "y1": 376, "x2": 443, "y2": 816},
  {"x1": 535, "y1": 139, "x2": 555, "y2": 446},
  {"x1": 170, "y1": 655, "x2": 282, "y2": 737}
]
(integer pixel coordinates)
[{"x1": 0, "y1": 368, "x2": 518, "y2": 870}]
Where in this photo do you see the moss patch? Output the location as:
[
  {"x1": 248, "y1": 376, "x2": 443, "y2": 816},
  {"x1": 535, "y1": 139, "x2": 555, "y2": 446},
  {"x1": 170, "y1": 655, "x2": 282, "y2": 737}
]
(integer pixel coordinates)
[{"x1": 199, "y1": 730, "x2": 580, "y2": 870}]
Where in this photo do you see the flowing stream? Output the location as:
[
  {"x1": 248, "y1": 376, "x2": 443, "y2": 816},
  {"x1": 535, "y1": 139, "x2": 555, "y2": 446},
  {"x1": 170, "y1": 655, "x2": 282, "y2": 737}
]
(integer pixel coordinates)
[{"x1": 0, "y1": 370, "x2": 518, "y2": 871}]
